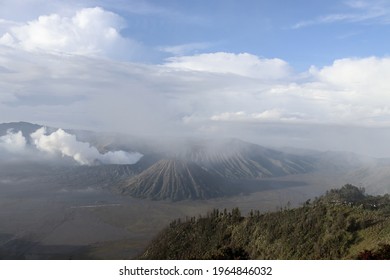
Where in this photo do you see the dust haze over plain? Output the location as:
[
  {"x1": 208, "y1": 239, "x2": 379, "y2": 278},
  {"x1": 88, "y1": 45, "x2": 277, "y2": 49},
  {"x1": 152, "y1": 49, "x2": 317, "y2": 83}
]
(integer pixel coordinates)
[{"x1": 1, "y1": 1, "x2": 390, "y2": 157}]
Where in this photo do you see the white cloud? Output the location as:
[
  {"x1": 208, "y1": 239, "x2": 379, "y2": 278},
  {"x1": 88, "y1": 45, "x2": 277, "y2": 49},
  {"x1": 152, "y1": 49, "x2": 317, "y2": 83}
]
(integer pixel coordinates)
[
  {"x1": 178, "y1": 54, "x2": 390, "y2": 127},
  {"x1": 210, "y1": 109, "x2": 306, "y2": 123},
  {"x1": 164, "y1": 52, "x2": 292, "y2": 80},
  {"x1": 0, "y1": 7, "x2": 139, "y2": 58},
  {"x1": 308, "y1": 57, "x2": 390, "y2": 119},
  {"x1": 210, "y1": 111, "x2": 246, "y2": 121},
  {"x1": 292, "y1": 0, "x2": 390, "y2": 28},
  {"x1": 159, "y1": 42, "x2": 212, "y2": 56},
  {"x1": 312, "y1": 56, "x2": 390, "y2": 91},
  {"x1": 2, "y1": 43, "x2": 390, "y2": 143}
]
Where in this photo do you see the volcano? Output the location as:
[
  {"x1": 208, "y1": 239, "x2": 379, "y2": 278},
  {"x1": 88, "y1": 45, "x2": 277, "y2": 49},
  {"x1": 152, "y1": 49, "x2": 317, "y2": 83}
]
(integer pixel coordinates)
[
  {"x1": 118, "y1": 139, "x2": 316, "y2": 200},
  {"x1": 119, "y1": 159, "x2": 227, "y2": 201}
]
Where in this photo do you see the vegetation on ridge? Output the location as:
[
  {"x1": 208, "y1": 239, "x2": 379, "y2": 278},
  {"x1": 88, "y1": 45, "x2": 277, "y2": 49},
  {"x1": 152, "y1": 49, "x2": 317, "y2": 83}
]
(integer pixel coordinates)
[{"x1": 141, "y1": 184, "x2": 390, "y2": 259}]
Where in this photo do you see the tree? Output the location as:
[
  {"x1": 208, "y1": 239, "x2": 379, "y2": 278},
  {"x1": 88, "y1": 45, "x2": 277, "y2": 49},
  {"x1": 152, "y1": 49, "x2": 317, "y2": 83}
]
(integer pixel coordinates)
[{"x1": 231, "y1": 207, "x2": 242, "y2": 222}]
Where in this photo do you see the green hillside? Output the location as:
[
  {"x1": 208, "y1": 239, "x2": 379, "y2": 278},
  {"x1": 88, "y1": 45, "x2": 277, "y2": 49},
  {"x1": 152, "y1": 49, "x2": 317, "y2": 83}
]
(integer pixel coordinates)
[{"x1": 141, "y1": 184, "x2": 390, "y2": 260}]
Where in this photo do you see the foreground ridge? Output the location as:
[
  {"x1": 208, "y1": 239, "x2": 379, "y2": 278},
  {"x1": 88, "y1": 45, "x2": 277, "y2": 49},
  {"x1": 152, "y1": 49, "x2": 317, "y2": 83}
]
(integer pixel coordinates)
[{"x1": 141, "y1": 184, "x2": 390, "y2": 260}]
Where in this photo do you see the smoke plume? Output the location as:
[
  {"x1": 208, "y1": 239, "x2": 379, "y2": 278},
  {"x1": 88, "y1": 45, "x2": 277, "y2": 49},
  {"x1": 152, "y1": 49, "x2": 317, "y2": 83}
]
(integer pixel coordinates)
[
  {"x1": 0, "y1": 130, "x2": 27, "y2": 153},
  {"x1": 30, "y1": 127, "x2": 142, "y2": 165},
  {"x1": 0, "y1": 126, "x2": 142, "y2": 165}
]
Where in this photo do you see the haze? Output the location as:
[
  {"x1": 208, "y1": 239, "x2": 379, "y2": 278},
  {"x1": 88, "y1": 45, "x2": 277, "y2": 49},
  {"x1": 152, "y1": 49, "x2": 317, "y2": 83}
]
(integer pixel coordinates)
[{"x1": 1, "y1": 0, "x2": 390, "y2": 156}]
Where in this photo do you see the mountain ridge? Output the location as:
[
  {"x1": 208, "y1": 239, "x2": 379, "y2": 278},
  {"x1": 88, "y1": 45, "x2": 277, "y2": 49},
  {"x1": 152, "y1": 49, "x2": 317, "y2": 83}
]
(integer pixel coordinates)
[{"x1": 140, "y1": 184, "x2": 390, "y2": 259}]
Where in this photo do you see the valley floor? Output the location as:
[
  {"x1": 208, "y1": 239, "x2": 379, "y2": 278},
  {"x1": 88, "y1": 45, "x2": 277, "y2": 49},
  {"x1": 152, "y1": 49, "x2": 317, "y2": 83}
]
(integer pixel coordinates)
[{"x1": 0, "y1": 164, "x2": 359, "y2": 259}]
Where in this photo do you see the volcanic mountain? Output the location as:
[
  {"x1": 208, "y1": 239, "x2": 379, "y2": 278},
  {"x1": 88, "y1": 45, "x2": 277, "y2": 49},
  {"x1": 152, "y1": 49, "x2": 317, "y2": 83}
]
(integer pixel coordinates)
[
  {"x1": 180, "y1": 138, "x2": 315, "y2": 179},
  {"x1": 118, "y1": 139, "x2": 317, "y2": 200},
  {"x1": 119, "y1": 159, "x2": 227, "y2": 201}
]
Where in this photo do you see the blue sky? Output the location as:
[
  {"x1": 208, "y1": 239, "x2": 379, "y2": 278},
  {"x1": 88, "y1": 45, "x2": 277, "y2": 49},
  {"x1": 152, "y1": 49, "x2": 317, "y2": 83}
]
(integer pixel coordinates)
[
  {"x1": 2, "y1": 0, "x2": 389, "y2": 67},
  {"x1": 1, "y1": 0, "x2": 390, "y2": 155},
  {"x1": 103, "y1": 0, "x2": 390, "y2": 69}
]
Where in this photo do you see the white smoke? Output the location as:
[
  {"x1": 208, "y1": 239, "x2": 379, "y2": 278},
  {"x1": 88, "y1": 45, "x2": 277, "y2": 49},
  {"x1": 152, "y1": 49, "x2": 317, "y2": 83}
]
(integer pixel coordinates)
[
  {"x1": 0, "y1": 130, "x2": 27, "y2": 153},
  {"x1": 7, "y1": 127, "x2": 142, "y2": 165},
  {"x1": 28, "y1": 127, "x2": 143, "y2": 165},
  {"x1": 0, "y1": 126, "x2": 143, "y2": 165}
]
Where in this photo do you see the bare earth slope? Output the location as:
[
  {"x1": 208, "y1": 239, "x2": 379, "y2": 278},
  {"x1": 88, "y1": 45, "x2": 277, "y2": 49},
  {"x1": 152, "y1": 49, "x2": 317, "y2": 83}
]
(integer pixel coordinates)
[{"x1": 119, "y1": 159, "x2": 226, "y2": 201}]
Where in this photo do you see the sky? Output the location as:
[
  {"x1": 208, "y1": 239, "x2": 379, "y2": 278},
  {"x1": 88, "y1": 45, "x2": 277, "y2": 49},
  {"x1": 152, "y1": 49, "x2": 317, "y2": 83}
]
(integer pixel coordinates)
[{"x1": 1, "y1": 0, "x2": 390, "y2": 156}]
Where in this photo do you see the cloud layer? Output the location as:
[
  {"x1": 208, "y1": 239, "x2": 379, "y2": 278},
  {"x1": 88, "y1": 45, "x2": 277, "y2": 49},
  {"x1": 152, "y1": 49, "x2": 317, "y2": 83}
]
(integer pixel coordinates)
[
  {"x1": 165, "y1": 52, "x2": 292, "y2": 80},
  {"x1": 2, "y1": 43, "x2": 390, "y2": 136}
]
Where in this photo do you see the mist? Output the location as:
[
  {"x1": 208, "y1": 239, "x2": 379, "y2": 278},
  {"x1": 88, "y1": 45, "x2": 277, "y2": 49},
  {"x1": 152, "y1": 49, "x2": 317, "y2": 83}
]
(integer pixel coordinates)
[{"x1": 198, "y1": 122, "x2": 390, "y2": 158}]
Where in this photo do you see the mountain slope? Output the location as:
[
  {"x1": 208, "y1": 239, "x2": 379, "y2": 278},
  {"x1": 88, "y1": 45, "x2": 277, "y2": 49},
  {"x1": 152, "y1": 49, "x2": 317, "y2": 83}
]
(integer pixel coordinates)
[
  {"x1": 55, "y1": 164, "x2": 137, "y2": 188},
  {"x1": 119, "y1": 159, "x2": 226, "y2": 201},
  {"x1": 117, "y1": 139, "x2": 319, "y2": 201},
  {"x1": 178, "y1": 138, "x2": 315, "y2": 179},
  {"x1": 140, "y1": 185, "x2": 390, "y2": 259},
  {"x1": 0, "y1": 121, "x2": 43, "y2": 144}
]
